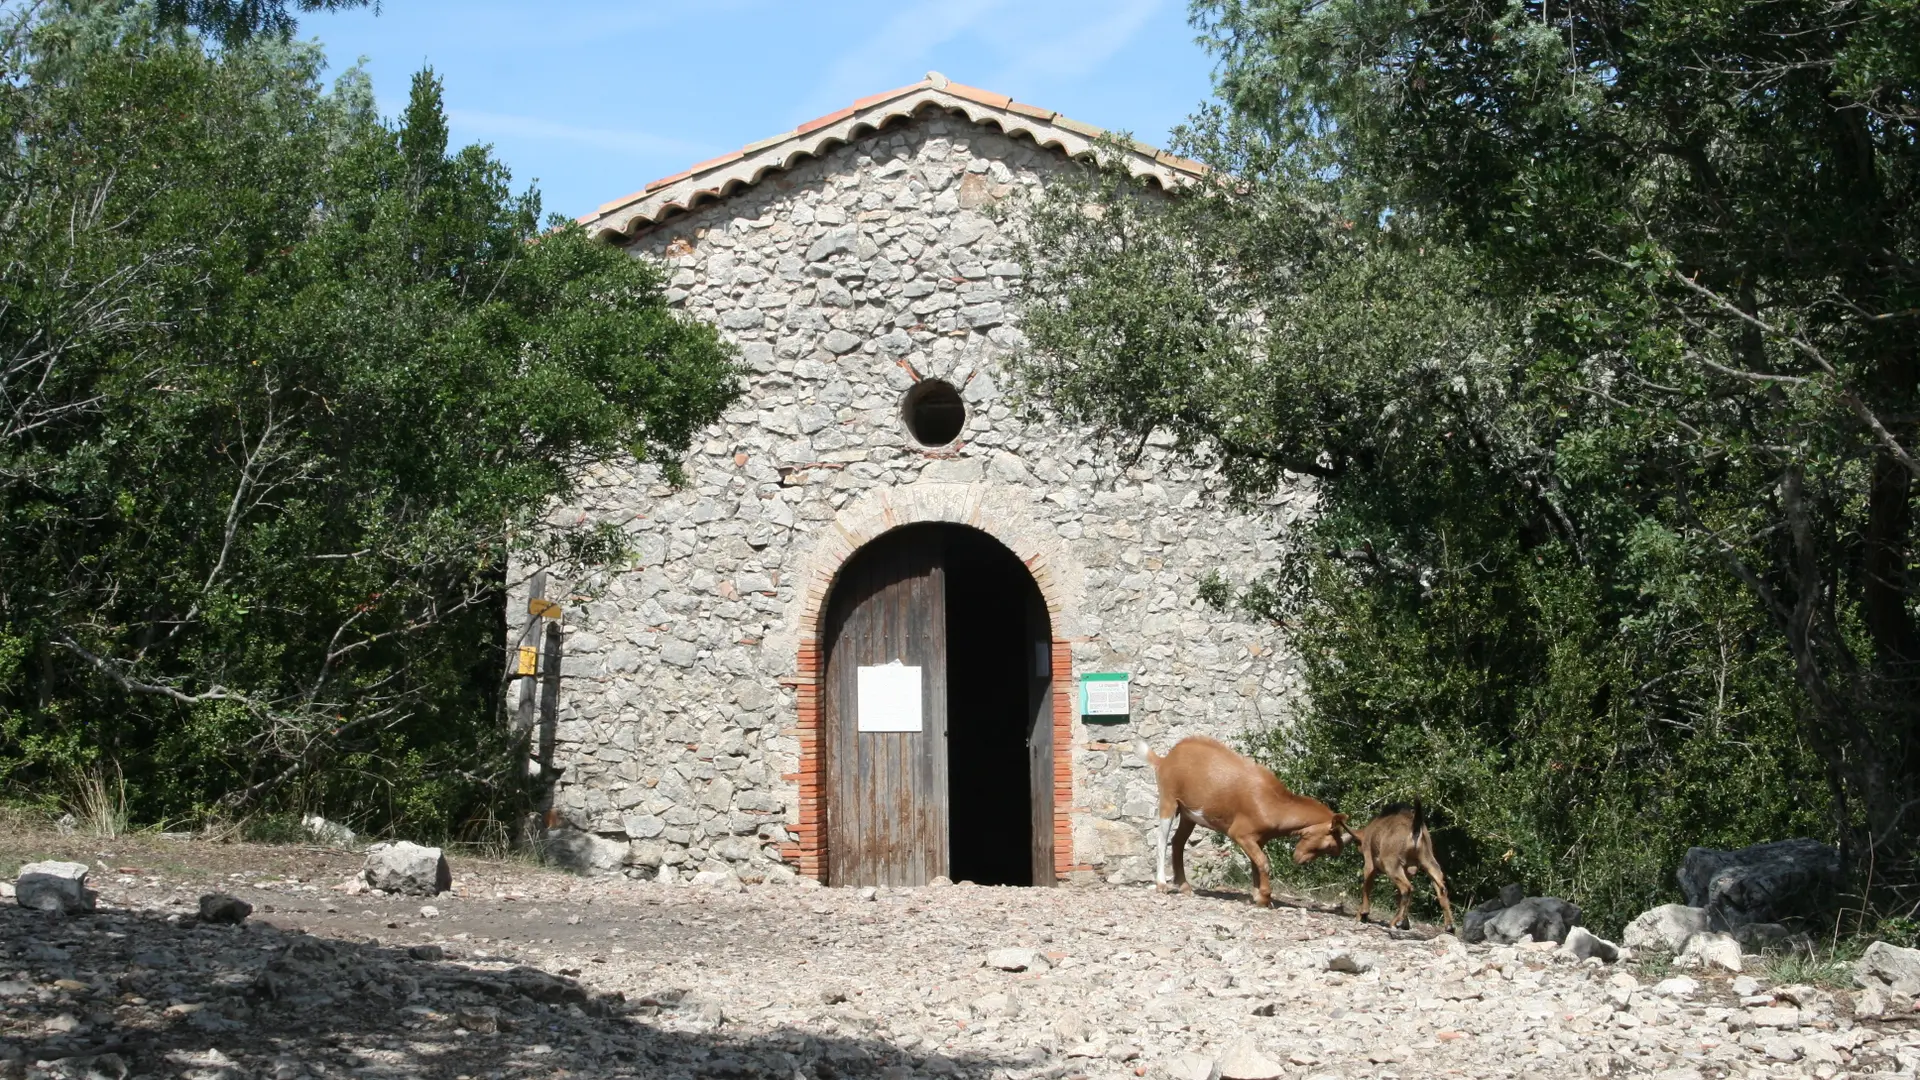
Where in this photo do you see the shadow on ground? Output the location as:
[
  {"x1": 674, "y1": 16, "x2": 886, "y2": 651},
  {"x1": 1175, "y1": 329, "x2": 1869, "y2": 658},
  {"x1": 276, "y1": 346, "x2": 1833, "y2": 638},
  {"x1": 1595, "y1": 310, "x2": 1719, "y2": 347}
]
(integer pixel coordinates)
[{"x1": 0, "y1": 902, "x2": 1028, "y2": 1080}]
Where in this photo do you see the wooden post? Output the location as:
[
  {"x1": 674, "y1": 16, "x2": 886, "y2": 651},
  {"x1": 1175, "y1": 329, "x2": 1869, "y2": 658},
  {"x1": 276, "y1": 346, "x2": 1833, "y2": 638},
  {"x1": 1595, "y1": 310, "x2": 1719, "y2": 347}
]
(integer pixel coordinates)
[{"x1": 515, "y1": 570, "x2": 546, "y2": 751}]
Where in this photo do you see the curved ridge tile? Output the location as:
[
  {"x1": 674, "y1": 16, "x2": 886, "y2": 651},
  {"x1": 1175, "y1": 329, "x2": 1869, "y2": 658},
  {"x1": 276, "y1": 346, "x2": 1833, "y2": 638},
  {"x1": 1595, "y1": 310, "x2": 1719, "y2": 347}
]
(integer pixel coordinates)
[{"x1": 580, "y1": 77, "x2": 1203, "y2": 242}]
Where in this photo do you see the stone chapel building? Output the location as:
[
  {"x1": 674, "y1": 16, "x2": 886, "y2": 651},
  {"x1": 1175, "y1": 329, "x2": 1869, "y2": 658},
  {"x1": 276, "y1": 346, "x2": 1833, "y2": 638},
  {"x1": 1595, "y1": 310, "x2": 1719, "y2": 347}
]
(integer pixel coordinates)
[{"x1": 522, "y1": 73, "x2": 1309, "y2": 887}]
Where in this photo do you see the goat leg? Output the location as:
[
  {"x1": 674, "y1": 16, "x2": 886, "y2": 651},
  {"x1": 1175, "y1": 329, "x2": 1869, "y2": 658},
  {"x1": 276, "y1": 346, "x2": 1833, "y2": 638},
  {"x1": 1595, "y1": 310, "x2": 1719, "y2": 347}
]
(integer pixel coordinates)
[
  {"x1": 1154, "y1": 815, "x2": 1174, "y2": 890},
  {"x1": 1423, "y1": 855, "x2": 1455, "y2": 931},
  {"x1": 1230, "y1": 830, "x2": 1272, "y2": 908},
  {"x1": 1169, "y1": 816, "x2": 1197, "y2": 894},
  {"x1": 1390, "y1": 868, "x2": 1413, "y2": 930}
]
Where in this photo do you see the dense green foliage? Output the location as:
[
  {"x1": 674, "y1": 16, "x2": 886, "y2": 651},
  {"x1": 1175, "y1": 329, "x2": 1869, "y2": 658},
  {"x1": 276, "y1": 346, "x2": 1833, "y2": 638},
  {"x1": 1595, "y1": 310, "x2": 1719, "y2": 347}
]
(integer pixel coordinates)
[
  {"x1": 0, "y1": 4, "x2": 738, "y2": 837},
  {"x1": 1017, "y1": 0, "x2": 1920, "y2": 931}
]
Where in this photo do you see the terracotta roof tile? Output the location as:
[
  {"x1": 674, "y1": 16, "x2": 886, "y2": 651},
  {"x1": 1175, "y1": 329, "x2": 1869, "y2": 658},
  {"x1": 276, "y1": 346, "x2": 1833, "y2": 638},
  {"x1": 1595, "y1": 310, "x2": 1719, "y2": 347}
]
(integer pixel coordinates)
[
  {"x1": 796, "y1": 106, "x2": 857, "y2": 135},
  {"x1": 941, "y1": 80, "x2": 1012, "y2": 109},
  {"x1": 644, "y1": 169, "x2": 691, "y2": 193},
  {"x1": 580, "y1": 72, "x2": 1204, "y2": 239},
  {"x1": 852, "y1": 82, "x2": 925, "y2": 110},
  {"x1": 1050, "y1": 115, "x2": 1107, "y2": 139},
  {"x1": 685, "y1": 149, "x2": 745, "y2": 175},
  {"x1": 741, "y1": 129, "x2": 798, "y2": 154}
]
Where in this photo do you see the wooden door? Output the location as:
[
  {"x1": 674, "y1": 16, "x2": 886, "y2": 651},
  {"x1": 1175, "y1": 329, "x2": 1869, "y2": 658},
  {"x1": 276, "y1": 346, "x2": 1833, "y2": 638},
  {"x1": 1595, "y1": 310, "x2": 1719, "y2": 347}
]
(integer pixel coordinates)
[
  {"x1": 824, "y1": 530, "x2": 949, "y2": 886},
  {"x1": 1025, "y1": 589, "x2": 1055, "y2": 885}
]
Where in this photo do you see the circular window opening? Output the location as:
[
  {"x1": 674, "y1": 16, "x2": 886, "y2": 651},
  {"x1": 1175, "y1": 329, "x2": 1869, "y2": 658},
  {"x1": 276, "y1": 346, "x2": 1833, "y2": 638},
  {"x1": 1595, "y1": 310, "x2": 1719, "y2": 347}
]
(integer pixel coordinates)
[{"x1": 901, "y1": 379, "x2": 966, "y2": 446}]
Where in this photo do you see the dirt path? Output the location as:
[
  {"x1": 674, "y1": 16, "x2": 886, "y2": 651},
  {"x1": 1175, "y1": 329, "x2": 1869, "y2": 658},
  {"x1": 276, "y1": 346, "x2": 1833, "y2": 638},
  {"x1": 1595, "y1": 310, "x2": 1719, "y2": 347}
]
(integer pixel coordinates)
[{"x1": 1, "y1": 831, "x2": 1911, "y2": 1079}]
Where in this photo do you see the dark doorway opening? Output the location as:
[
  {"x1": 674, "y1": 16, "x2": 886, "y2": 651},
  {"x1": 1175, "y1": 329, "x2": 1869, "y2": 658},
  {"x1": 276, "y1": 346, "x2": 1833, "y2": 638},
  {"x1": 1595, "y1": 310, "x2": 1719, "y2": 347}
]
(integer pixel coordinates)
[{"x1": 942, "y1": 526, "x2": 1048, "y2": 886}]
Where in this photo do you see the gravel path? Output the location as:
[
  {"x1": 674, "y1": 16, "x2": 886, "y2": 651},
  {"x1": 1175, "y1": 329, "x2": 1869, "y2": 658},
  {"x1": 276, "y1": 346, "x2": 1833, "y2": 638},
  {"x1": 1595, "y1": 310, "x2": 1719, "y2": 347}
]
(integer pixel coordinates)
[{"x1": 2, "y1": 839, "x2": 1914, "y2": 1080}]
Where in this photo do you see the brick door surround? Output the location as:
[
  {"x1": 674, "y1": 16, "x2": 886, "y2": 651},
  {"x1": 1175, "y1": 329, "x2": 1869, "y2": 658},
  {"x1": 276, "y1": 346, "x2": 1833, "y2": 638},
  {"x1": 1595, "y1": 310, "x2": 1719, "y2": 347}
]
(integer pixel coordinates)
[{"x1": 776, "y1": 482, "x2": 1083, "y2": 883}]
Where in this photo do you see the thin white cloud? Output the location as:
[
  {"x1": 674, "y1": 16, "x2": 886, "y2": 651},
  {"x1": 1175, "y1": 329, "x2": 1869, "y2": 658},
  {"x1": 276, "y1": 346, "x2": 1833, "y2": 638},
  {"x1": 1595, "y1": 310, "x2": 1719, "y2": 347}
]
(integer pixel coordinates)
[
  {"x1": 986, "y1": 0, "x2": 1162, "y2": 90},
  {"x1": 447, "y1": 109, "x2": 716, "y2": 160},
  {"x1": 799, "y1": 0, "x2": 1009, "y2": 119}
]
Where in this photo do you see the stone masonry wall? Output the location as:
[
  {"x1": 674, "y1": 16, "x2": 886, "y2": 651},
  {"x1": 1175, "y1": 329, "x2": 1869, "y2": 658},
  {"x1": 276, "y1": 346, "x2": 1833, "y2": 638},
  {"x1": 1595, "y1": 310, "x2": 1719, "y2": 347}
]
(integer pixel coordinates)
[{"x1": 523, "y1": 110, "x2": 1312, "y2": 886}]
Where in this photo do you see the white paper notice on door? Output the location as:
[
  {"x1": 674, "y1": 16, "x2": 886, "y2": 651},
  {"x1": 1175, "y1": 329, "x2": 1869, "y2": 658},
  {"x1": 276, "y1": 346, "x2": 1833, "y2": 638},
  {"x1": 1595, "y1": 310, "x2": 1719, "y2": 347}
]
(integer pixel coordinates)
[{"x1": 856, "y1": 660, "x2": 922, "y2": 732}]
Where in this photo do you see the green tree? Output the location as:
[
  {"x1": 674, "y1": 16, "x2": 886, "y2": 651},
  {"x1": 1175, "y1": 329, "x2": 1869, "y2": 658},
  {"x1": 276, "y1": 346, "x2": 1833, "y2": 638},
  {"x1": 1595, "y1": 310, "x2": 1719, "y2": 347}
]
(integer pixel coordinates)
[
  {"x1": 1195, "y1": 0, "x2": 1920, "y2": 901},
  {"x1": 0, "y1": 5, "x2": 738, "y2": 835},
  {"x1": 1016, "y1": 155, "x2": 1827, "y2": 930}
]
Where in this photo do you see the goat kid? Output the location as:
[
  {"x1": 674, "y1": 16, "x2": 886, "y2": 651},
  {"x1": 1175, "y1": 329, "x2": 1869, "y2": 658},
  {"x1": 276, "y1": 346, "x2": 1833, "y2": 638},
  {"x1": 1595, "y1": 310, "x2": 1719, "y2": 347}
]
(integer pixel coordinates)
[
  {"x1": 1145, "y1": 736, "x2": 1348, "y2": 908},
  {"x1": 1351, "y1": 800, "x2": 1455, "y2": 931}
]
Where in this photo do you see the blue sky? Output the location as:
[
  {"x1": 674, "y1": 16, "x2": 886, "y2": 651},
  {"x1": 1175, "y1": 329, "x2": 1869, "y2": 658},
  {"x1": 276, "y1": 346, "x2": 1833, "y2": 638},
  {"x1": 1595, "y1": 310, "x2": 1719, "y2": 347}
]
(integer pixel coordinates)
[{"x1": 302, "y1": 1, "x2": 1220, "y2": 223}]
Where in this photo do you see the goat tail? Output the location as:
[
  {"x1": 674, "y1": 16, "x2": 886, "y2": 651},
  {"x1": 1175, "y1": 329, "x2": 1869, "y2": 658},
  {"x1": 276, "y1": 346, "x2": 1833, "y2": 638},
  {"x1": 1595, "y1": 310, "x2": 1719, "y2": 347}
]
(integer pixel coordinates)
[
  {"x1": 1411, "y1": 798, "x2": 1426, "y2": 843},
  {"x1": 1142, "y1": 743, "x2": 1166, "y2": 771}
]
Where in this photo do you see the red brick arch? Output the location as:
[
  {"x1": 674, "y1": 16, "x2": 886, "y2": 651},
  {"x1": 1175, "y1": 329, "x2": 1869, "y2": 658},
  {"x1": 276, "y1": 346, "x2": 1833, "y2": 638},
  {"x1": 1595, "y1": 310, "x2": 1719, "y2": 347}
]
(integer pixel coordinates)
[{"x1": 776, "y1": 487, "x2": 1082, "y2": 883}]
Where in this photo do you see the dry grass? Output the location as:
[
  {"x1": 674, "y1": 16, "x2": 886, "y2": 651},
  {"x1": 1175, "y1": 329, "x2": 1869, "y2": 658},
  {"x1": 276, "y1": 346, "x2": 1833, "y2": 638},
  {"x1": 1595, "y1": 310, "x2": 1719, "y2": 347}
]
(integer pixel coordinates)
[{"x1": 64, "y1": 762, "x2": 131, "y2": 839}]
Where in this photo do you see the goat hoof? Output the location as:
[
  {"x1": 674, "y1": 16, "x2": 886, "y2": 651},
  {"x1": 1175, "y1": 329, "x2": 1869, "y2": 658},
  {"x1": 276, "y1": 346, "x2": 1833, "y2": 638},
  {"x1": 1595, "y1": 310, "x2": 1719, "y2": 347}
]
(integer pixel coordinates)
[{"x1": 1178, "y1": 883, "x2": 1193, "y2": 895}]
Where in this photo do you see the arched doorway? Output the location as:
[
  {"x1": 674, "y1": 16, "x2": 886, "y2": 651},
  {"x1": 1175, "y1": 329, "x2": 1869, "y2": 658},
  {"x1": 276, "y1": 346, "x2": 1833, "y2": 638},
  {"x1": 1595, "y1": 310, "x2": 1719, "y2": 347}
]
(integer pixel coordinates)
[{"x1": 821, "y1": 523, "x2": 1055, "y2": 886}]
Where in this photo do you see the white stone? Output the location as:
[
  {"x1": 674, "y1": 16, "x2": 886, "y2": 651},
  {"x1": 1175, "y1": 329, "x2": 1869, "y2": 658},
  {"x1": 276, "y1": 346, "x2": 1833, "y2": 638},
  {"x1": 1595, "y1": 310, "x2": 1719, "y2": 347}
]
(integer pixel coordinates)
[
  {"x1": 1653, "y1": 976, "x2": 1700, "y2": 998},
  {"x1": 987, "y1": 947, "x2": 1049, "y2": 972},
  {"x1": 1165, "y1": 1051, "x2": 1219, "y2": 1080},
  {"x1": 1559, "y1": 926, "x2": 1620, "y2": 963},
  {"x1": 362, "y1": 842, "x2": 450, "y2": 895},
  {"x1": 1857, "y1": 941, "x2": 1920, "y2": 995},
  {"x1": 1677, "y1": 931, "x2": 1743, "y2": 972},
  {"x1": 1216, "y1": 1036, "x2": 1285, "y2": 1080},
  {"x1": 16, "y1": 861, "x2": 93, "y2": 912},
  {"x1": 1747, "y1": 1005, "x2": 1802, "y2": 1028},
  {"x1": 1623, "y1": 904, "x2": 1711, "y2": 952}
]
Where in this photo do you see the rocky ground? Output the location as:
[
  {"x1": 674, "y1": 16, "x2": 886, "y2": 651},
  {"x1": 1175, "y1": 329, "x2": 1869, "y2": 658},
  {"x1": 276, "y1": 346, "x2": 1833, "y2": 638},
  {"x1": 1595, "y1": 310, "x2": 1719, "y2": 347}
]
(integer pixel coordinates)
[{"x1": 2, "y1": 831, "x2": 1916, "y2": 1080}]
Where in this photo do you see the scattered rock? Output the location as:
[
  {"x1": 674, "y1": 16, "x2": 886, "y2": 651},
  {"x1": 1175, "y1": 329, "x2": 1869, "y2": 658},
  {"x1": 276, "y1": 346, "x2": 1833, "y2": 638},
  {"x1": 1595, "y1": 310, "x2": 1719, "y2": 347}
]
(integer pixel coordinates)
[
  {"x1": 362, "y1": 841, "x2": 450, "y2": 896},
  {"x1": 1216, "y1": 1036, "x2": 1285, "y2": 1080},
  {"x1": 1678, "y1": 931, "x2": 1744, "y2": 972},
  {"x1": 1326, "y1": 949, "x2": 1375, "y2": 974},
  {"x1": 1559, "y1": 926, "x2": 1620, "y2": 962},
  {"x1": 1855, "y1": 984, "x2": 1890, "y2": 1018},
  {"x1": 690, "y1": 869, "x2": 743, "y2": 892},
  {"x1": 15, "y1": 860, "x2": 95, "y2": 913},
  {"x1": 300, "y1": 814, "x2": 355, "y2": 846},
  {"x1": 407, "y1": 944, "x2": 444, "y2": 961},
  {"x1": 197, "y1": 894, "x2": 252, "y2": 924},
  {"x1": 1165, "y1": 1050, "x2": 1220, "y2": 1080},
  {"x1": 1481, "y1": 896, "x2": 1581, "y2": 944},
  {"x1": 856, "y1": 886, "x2": 878, "y2": 902},
  {"x1": 539, "y1": 828, "x2": 624, "y2": 876},
  {"x1": 1732, "y1": 975, "x2": 1761, "y2": 996},
  {"x1": 1856, "y1": 940, "x2": 1920, "y2": 996},
  {"x1": 1747, "y1": 1005, "x2": 1802, "y2": 1028},
  {"x1": 1677, "y1": 839, "x2": 1840, "y2": 930},
  {"x1": 1653, "y1": 976, "x2": 1700, "y2": 998},
  {"x1": 987, "y1": 947, "x2": 1049, "y2": 972},
  {"x1": 1731, "y1": 920, "x2": 1801, "y2": 953},
  {"x1": 1623, "y1": 903, "x2": 1711, "y2": 952},
  {"x1": 1606, "y1": 972, "x2": 1638, "y2": 1008}
]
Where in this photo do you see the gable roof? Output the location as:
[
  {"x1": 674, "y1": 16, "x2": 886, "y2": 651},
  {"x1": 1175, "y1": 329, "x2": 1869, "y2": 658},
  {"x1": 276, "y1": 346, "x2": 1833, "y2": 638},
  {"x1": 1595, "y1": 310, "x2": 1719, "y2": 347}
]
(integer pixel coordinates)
[{"x1": 576, "y1": 71, "x2": 1207, "y2": 243}]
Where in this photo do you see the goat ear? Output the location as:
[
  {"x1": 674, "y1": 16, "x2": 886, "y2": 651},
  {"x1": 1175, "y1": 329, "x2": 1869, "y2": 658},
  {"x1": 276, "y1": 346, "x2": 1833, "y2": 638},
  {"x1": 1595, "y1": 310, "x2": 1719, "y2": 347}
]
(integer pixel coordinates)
[{"x1": 1331, "y1": 813, "x2": 1348, "y2": 827}]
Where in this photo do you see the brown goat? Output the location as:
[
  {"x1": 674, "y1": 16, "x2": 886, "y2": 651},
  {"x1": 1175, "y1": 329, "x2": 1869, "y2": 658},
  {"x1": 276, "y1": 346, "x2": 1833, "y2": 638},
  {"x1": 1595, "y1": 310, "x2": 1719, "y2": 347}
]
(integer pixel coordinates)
[
  {"x1": 1351, "y1": 801, "x2": 1454, "y2": 931},
  {"x1": 1145, "y1": 736, "x2": 1349, "y2": 907}
]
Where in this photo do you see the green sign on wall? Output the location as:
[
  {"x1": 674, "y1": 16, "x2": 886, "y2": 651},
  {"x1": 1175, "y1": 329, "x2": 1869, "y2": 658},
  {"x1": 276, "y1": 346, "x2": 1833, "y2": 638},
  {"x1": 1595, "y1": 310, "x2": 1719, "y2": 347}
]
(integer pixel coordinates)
[{"x1": 1080, "y1": 672, "x2": 1130, "y2": 724}]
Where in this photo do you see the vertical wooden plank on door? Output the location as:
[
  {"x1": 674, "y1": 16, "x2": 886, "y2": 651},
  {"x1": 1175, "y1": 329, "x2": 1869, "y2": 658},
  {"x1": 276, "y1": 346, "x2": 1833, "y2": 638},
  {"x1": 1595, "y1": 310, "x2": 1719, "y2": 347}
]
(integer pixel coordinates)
[
  {"x1": 824, "y1": 527, "x2": 949, "y2": 886},
  {"x1": 1025, "y1": 588, "x2": 1055, "y2": 885}
]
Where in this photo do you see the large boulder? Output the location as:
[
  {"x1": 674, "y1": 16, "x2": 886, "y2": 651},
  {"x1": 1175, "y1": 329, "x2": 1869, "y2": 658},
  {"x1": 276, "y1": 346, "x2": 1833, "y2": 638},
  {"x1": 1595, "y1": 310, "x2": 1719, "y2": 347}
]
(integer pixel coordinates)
[
  {"x1": 1459, "y1": 884, "x2": 1529, "y2": 943},
  {"x1": 1677, "y1": 839, "x2": 1839, "y2": 930},
  {"x1": 1623, "y1": 903, "x2": 1713, "y2": 952},
  {"x1": 1856, "y1": 941, "x2": 1920, "y2": 997},
  {"x1": 1482, "y1": 896, "x2": 1582, "y2": 945},
  {"x1": 362, "y1": 841, "x2": 451, "y2": 895},
  {"x1": 15, "y1": 861, "x2": 94, "y2": 913},
  {"x1": 540, "y1": 827, "x2": 626, "y2": 875}
]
